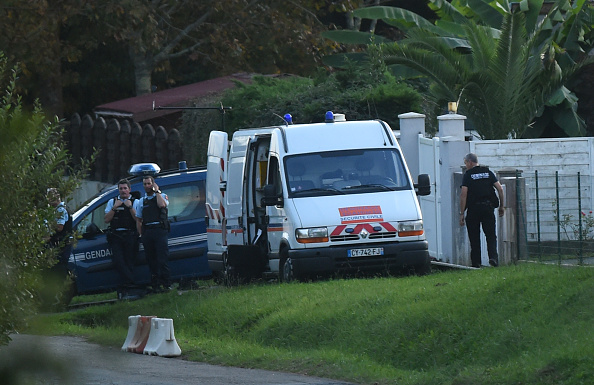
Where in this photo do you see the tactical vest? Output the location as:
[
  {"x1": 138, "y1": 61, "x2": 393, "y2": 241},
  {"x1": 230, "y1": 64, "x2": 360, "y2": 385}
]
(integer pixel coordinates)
[
  {"x1": 50, "y1": 205, "x2": 72, "y2": 247},
  {"x1": 465, "y1": 166, "x2": 498, "y2": 207},
  {"x1": 110, "y1": 197, "x2": 137, "y2": 230},
  {"x1": 142, "y1": 195, "x2": 169, "y2": 229}
]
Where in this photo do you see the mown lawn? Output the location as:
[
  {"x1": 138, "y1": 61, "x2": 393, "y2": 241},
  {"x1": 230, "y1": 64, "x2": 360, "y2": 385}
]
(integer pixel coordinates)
[{"x1": 25, "y1": 263, "x2": 594, "y2": 384}]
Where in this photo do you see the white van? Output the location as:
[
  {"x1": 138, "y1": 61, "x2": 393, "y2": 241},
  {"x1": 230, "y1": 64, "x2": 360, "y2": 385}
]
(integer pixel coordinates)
[{"x1": 206, "y1": 112, "x2": 431, "y2": 283}]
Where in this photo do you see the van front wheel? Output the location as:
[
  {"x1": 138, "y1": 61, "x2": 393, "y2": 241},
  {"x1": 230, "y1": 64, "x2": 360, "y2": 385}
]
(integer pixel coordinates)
[{"x1": 279, "y1": 248, "x2": 294, "y2": 283}]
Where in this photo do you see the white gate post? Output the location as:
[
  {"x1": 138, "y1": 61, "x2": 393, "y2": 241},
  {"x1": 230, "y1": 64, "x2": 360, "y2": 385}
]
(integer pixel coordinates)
[
  {"x1": 398, "y1": 112, "x2": 425, "y2": 178},
  {"x1": 437, "y1": 110, "x2": 470, "y2": 265}
]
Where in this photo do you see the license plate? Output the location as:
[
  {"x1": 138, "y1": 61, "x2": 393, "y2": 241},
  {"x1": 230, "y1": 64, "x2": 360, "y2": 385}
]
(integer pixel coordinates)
[{"x1": 348, "y1": 247, "x2": 384, "y2": 257}]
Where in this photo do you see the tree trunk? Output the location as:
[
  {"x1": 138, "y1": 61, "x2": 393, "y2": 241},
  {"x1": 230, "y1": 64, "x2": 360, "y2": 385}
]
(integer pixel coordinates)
[{"x1": 130, "y1": 48, "x2": 154, "y2": 96}]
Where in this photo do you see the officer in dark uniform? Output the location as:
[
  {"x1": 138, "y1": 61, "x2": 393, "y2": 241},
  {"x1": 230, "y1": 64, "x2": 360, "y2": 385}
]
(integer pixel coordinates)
[
  {"x1": 459, "y1": 153, "x2": 505, "y2": 268},
  {"x1": 134, "y1": 175, "x2": 170, "y2": 292},
  {"x1": 47, "y1": 188, "x2": 72, "y2": 276},
  {"x1": 105, "y1": 179, "x2": 139, "y2": 298}
]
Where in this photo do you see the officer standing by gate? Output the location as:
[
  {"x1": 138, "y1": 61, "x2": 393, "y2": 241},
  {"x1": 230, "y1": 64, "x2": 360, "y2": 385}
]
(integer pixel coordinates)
[
  {"x1": 135, "y1": 176, "x2": 170, "y2": 292},
  {"x1": 105, "y1": 179, "x2": 139, "y2": 299},
  {"x1": 459, "y1": 153, "x2": 505, "y2": 268}
]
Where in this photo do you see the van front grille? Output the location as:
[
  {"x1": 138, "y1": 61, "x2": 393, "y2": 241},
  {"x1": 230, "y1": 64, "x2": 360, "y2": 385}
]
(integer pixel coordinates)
[{"x1": 330, "y1": 232, "x2": 397, "y2": 242}]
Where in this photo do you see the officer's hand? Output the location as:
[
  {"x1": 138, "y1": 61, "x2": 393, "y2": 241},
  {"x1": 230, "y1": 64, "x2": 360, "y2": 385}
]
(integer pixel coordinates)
[
  {"x1": 153, "y1": 183, "x2": 160, "y2": 193},
  {"x1": 498, "y1": 207, "x2": 505, "y2": 217},
  {"x1": 459, "y1": 214, "x2": 465, "y2": 227},
  {"x1": 124, "y1": 199, "x2": 132, "y2": 208}
]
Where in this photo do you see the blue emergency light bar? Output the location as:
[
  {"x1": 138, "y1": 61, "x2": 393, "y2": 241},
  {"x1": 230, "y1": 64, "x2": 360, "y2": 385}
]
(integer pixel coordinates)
[{"x1": 128, "y1": 163, "x2": 161, "y2": 176}]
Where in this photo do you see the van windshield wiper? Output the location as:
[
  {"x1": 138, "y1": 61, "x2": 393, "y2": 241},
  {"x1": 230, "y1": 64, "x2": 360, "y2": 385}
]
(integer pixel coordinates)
[
  {"x1": 291, "y1": 187, "x2": 345, "y2": 196},
  {"x1": 343, "y1": 184, "x2": 395, "y2": 191}
]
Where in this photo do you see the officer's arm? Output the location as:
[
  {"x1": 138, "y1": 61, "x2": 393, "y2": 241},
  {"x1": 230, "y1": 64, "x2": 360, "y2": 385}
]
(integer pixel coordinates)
[
  {"x1": 459, "y1": 186, "x2": 468, "y2": 226},
  {"x1": 156, "y1": 192, "x2": 168, "y2": 208},
  {"x1": 105, "y1": 200, "x2": 117, "y2": 223},
  {"x1": 494, "y1": 181, "x2": 505, "y2": 216},
  {"x1": 136, "y1": 218, "x2": 143, "y2": 236},
  {"x1": 105, "y1": 207, "x2": 115, "y2": 223}
]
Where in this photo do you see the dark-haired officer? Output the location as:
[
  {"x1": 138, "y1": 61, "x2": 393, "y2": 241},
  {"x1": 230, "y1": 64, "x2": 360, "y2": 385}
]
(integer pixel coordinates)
[
  {"x1": 105, "y1": 179, "x2": 139, "y2": 299},
  {"x1": 134, "y1": 176, "x2": 170, "y2": 292}
]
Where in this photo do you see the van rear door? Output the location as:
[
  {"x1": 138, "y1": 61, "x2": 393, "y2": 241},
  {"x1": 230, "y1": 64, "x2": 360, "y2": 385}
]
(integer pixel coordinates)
[{"x1": 206, "y1": 131, "x2": 228, "y2": 266}]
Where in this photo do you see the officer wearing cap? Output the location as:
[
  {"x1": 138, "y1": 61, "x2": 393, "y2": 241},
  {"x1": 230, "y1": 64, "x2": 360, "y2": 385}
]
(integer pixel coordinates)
[
  {"x1": 47, "y1": 188, "x2": 72, "y2": 276},
  {"x1": 134, "y1": 175, "x2": 170, "y2": 292},
  {"x1": 105, "y1": 179, "x2": 139, "y2": 298}
]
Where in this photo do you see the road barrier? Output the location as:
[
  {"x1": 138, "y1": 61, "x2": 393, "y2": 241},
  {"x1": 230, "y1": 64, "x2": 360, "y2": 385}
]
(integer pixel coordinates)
[
  {"x1": 121, "y1": 315, "x2": 142, "y2": 351},
  {"x1": 122, "y1": 315, "x2": 181, "y2": 357},
  {"x1": 143, "y1": 318, "x2": 182, "y2": 357},
  {"x1": 125, "y1": 315, "x2": 156, "y2": 353}
]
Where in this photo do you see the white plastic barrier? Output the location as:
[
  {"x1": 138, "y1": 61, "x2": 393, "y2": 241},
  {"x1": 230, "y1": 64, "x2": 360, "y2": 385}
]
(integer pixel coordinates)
[
  {"x1": 127, "y1": 315, "x2": 156, "y2": 353},
  {"x1": 143, "y1": 318, "x2": 182, "y2": 357},
  {"x1": 121, "y1": 315, "x2": 142, "y2": 352}
]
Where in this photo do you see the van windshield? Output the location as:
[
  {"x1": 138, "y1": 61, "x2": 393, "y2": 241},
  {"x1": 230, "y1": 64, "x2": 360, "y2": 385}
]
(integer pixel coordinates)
[{"x1": 284, "y1": 149, "x2": 411, "y2": 197}]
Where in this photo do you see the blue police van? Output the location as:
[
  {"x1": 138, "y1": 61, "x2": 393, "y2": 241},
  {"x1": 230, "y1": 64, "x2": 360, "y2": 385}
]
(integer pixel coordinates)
[{"x1": 68, "y1": 162, "x2": 211, "y2": 297}]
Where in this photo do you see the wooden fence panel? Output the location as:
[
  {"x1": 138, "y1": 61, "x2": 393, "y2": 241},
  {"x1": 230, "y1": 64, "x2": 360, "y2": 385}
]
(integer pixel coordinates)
[
  {"x1": 155, "y1": 126, "x2": 168, "y2": 170},
  {"x1": 93, "y1": 118, "x2": 107, "y2": 181},
  {"x1": 120, "y1": 120, "x2": 132, "y2": 178},
  {"x1": 65, "y1": 114, "x2": 185, "y2": 183},
  {"x1": 106, "y1": 119, "x2": 121, "y2": 183}
]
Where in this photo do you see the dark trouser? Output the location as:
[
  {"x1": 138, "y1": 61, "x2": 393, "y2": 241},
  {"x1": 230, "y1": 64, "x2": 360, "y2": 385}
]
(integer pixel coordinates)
[
  {"x1": 108, "y1": 230, "x2": 138, "y2": 286},
  {"x1": 142, "y1": 227, "x2": 170, "y2": 288},
  {"x1": 466, "y1": 203, "x2": 498, "y2": 267},
  {"x1": 53, "y1": 244, "x2": 72, "y2": 276}
]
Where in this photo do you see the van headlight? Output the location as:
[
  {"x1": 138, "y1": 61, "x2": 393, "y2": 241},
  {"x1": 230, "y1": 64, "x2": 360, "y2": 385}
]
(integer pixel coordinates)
[
  {"x1": 398, "y1": 220, "x2": 424, "y2": 237},
  {"x1": 296, "y1": 227, "x2": 329, "y2": 243}
]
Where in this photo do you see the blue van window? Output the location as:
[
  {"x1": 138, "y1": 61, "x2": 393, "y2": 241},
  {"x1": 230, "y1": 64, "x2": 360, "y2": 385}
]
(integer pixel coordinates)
[
  {"x1": 166, "y1": 181, "x2": 205, "y2": 222},
  {"x1": 78, "y1": 201, "x2": 110, "y2": 233}
]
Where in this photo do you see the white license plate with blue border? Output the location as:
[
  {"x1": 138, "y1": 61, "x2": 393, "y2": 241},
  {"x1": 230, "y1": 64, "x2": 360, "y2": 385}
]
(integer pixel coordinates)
[{"x1": 348, "y1": 247, "x2": 384, "y2": 257}]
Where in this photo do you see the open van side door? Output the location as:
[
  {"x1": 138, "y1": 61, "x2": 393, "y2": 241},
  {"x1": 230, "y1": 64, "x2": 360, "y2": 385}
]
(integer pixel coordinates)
[{"x1": 206, "y1": 131, "x2": 228, "y2": 265}]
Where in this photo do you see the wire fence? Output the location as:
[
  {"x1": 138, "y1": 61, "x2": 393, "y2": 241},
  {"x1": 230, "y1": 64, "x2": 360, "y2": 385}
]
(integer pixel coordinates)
[{"x1": 518, "y1": 171, "x2": 594, "y2": 265}]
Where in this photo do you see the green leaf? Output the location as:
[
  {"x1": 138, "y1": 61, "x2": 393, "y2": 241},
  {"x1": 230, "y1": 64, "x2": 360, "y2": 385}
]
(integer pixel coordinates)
[
  {"x1": 552, "y1": 106, "x2": 586, "y2": 136},
  {"x1": 466, "y1": 0, "x2": 504, "y2": 28},
  {"x1": 353, "y1": 6, "x2": 437, "y2": 32},
  {"x1": 321, "y1": 30, "x2": 392, "y2": 45}
]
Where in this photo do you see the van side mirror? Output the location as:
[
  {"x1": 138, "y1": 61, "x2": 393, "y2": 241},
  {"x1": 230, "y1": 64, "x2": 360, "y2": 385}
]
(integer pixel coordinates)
[
  {"x1": 261, "y1": 184, "x2": 283, "y2": 207},
  {"x1": 83, "y1": 223, "x2": 102, "y2": 239},
  {"x1": 414, "y1": 174, "x2": 431, "y2": 196}
]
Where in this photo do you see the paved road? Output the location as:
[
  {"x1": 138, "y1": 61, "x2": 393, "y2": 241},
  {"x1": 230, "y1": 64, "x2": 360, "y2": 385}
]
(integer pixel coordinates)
[{"x1": 2, "y1": 334, "x2": 353, "y2": 385}]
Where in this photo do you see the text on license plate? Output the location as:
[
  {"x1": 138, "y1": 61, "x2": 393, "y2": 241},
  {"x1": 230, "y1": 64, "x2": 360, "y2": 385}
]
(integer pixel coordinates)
[{"x1": 348, "y1": 248, "x2": 384, "y2": 257}]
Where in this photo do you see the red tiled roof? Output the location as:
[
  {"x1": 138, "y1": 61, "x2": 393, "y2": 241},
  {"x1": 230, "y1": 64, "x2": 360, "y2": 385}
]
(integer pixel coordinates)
[{"x1": 93, "y1": 73, "x2": 252, "y2": 123}]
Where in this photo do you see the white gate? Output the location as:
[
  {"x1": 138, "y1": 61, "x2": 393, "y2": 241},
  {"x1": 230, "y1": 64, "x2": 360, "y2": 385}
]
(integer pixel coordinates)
[{"x1": 418, "y1": 136, "x2": 442, "y2": 260}]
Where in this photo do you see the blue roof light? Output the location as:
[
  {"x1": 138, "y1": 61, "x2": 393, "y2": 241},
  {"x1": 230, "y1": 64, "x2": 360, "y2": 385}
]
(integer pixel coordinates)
[
  {"x1": 325, "y1": 111, "x2": 334, "y2": 123},
  {"x1": 128, "y1": 163, "x2": 161, "y2": 176},
  {"x1": 284, "y1": 113, "x2": 293, "y2": 124}
]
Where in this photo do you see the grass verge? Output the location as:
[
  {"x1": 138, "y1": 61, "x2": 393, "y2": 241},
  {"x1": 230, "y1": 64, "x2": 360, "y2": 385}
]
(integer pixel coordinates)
[{"x1": 24, "y1": 263, "x2": 594, "y2": 384}]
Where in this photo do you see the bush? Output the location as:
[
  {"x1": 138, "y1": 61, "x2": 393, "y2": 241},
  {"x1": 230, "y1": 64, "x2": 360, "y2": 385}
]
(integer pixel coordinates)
[{"x1": 0, "y1": 52, "x2": 89, "y2": 344}]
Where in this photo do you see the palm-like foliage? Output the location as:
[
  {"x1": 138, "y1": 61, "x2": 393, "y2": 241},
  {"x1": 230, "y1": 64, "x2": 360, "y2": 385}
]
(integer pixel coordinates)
[
  {"x1": 381, "y1": 11, "x2": 560, "y2": 138},
  {"x1": 324, "y1": 0, "x2": 594, "y2": 138}
]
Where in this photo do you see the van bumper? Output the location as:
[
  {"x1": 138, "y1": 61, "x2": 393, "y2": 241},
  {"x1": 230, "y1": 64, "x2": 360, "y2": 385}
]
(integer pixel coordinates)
[{"x1": 287, "y1": 241, "x2": 430, "y2": 275}]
